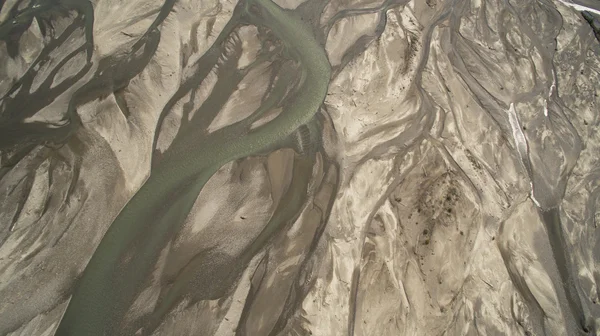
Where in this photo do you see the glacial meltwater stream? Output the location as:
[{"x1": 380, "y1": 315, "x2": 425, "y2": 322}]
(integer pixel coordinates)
[{"x1": 54, "y1": 0, "x2": 331, "y2": 334}]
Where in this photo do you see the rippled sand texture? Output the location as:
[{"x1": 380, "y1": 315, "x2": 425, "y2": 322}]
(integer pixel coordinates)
[{"x1": 1, "y1": 0, "x2": 600, "y2": 335}]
